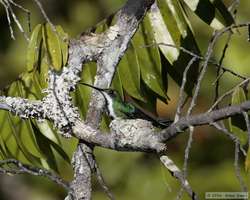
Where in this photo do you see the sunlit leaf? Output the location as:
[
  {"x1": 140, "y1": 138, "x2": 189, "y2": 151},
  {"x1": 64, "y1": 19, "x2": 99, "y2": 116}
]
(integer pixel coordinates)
[
  {"x1": 117, "y1": 44, "x2": 145, "y2": 101},
  {"x1": 7, "y1": 114, "x2": 41, "y2": 165},
  {"x1": 39, "y1": 49, "x2": 49, "y2": 89},
  {"x1": 211, "y1": 0, "x2": 235, "y2": 26},
  {"x1": 76, "y1": 63, "x2": 96, "y2": 118},
  {"x1": 149, "y1": 1, "x2": 179, "y2": 64},
  {"x1": 229, "y1": 87, "x2": 248, "y2": 145},
  {"x1": 35, "y1": 121, "x2": 60, "y2": 145},
  {"x1": 43, "y1": 24, "x2": 62, "y2": 71},
  {"x1": 56, "y1": 25, "x2": 69, "y2": 66},
  {"x1": 151, "y1": 1, "x2": 200, "y2": 96},
  {"x1": 245, "y1": 149, "x2": 250, "y2": 172},
  {"x1": 19, "y1": 72, "x2": 42, "y2": 100},
  {"x1": 182, "y1": 0, "x2": 234, "y2": 29},
  {"x1": 26, "y1": 24, "x2": 42, "y2": 72},
  {"x1": 133, "y1": 15, "x2": 166, "y2": 99},
  {"x1": 31, "y1": 121, "x2": 58, "y2": 171}
]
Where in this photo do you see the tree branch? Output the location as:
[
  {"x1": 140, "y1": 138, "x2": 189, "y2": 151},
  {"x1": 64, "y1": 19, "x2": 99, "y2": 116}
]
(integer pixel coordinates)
[
  {"x1": 0, "y1": 159, "x2": 70, "y2": 190},
  {"x1": 69, "y1": 0, "x2": 156, "y2": 199},
  {"x1": 160, "y1": 101, "x2": 250, "y2": 142},
  {"x1": 72, "y1": 101, "x2": 250, "y2": 154}
]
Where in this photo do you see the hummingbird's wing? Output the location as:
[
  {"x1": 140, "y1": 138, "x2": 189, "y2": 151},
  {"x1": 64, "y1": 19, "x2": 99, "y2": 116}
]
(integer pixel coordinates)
[
  {"x1": 126, "y1": 106, "x2": 173, "y2": 128},
  {"x1": 123, "y1": 95, "x2": 173, "y2": 128}
]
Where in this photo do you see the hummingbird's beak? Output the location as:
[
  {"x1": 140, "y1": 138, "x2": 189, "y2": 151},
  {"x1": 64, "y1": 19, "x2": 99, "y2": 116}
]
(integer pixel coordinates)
[
  {"x1": 78, "y1": 82, "x2": 112, "y2": 111},
  {"x1": 78, "y1": 82, "x2": 107, "y2": 92},
  {"x1": 78, "y1": 82, "x2": 111, "y2": 102}
]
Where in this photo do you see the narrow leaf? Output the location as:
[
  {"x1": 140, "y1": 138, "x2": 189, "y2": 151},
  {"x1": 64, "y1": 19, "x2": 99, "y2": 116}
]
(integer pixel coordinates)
[
  {"x1": 76, "y1": 63, "x2": 96, "y2": 118},
  {"x1": 152, "y1": 1, "x2": 200, "y2": 96},
  {"x1": 56, "y1": 25, "x2": 69, "y2": 66},
  {"x1": 26, "y1": 24, "x2": 42, "y2": 72},
  {"x1": 133, "y1": 15, "x2": 166, "y2": 99},
  {"x1": 117, "y1": 43, "x2": 145, "y2": 101},
  {"x1": 149, "y1": 2, "x2": 179, "y2": 64},
  {"x1": 112, "y1": 70, "x2": 124, "y2": 100},
  {"x1": 182, "y1": 0, "x2": 233, "y2": 29},
  {"x1": 229, "y1": 87, "x2": 248, "y2": 145},
  {"x1": 43, "y1": 24, "x2": 62, "y2": 71}
]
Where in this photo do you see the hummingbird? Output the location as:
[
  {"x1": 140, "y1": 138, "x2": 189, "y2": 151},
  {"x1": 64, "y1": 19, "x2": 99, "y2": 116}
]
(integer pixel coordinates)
[{"x1": 79, "y1": 82, "x2": 173, "y2": 128}]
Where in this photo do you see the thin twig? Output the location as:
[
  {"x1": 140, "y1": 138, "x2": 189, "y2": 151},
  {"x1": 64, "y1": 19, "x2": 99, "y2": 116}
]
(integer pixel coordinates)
[
  {"x1": 176, "y1": 126, "x2": 195, "y2": 200},
  {"x1": 177, "y1": 57, "x2": 197, "y2": 200},
  {"x1": 211, "y1": 122, "x2": 247, "y2": 156},
  {"x1": 243, "y1": 112, "x2": 250, "y2": 153},
  {"x1": 1, "y1": 0, "x2": 15, "y2": 40},
  {"x1": 142, "y1": 42, "x2": 247, "y2": 80},
  {"x1": 0, "y1": 159, "x2": 70, "y2": 190},
  {"x1": 175, "y1": 57, "x2": 197, "y2": 122},
  {"x1": 8, "y1": 0, "x2": 31, "y2": 33},
  {"x1": 94, "y1": 161, "x2": 115, "y2": 200},
  {"x1": 234, "y1": 143, "x2": 248, "y2": 192},
  {"x1": 160, "y1": 154, "x2": 198, "y2": 200},
  {"x1": 183, "y1": 127, "x2": 194, "y2": 177},
  {"x1": 228, "y1": 0, "x2": 240, "y2": 13},
  {"x1": 208, "y1": 78, "x2": 250, "y2": 112},
  {"x1": 212, "y1": 122, "x2": 239, "y2": 143},
  {"x1": 4, "y1": 0, "x2": 29, "y2": 41},
  {"x1": 187, "y1": 30, "x2": 218, "y2": 116},
  {"x1": 32, "y1": 0, "x2": 56, "y2": 32},
  {"x1": 213, "y1": 32, "x2": 233, "y2": 107}
]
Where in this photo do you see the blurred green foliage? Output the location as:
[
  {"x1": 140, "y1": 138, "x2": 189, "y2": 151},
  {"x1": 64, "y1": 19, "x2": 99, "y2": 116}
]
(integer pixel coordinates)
[{"x1": 0, "y1": 0, "x2": 250, "y2": 200}]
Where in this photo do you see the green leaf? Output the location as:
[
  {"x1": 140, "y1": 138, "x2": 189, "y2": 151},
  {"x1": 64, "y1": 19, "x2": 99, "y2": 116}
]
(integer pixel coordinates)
[
  {"x1": 75, "y1": 63, "x2": 96, "y2": 118},
  {"x1": 232, "y1": 87, "x2": 246, "y2": 105},
  {"x1": 18, "y1": 73, "x2": 61, "y2": 149},
  {"x1": 149, "y1": 1, "x2": 180, "y2": 64},
  {"x1": 151, "y1": 1, "x2": 200, "y2": 96},
  {"x1": 0, "y1": 111, "x2": 11, "y2": 158},
  {"x1": 35, "y1": 121, "x2": 61, "y2": 145},
  {"x1": 133, "y1": 15, "x2": 166, "y2": 99},
  {"x1": 26, "y1": 24, "x2": 42, "y2": 72},
  {"x1": 245, "y1": 148, "x2": 250, "y2": 172},
  {"x1": 32, "y1": 120, "x2": 70, "y2": 164},
  {"x1": 211, "y1": 0, "x2": 235, "y2": 26},
  {"x1": 117, "y1": 43, "x2": 145, "y2": 101},
  {"x1": 3, "y1": 82, "x2": 40, "y2": 164},
  {"x1": 38, "y1": 47, "x2": 49, "y2": 89},
  {"x1": 229, "y1": 87, "x2": 248, "y2": 145},
  {"x1": 31, "y1": 121, "x2": 58, "y2": 171},
  {"x1": 43, "y1": 24, "x2": 62, "y2": 71},
  {"x1": 56, "y1": 25, "x2": 69, "y2": 66},
  {"x1": 7, "y1": 114, "x2": 41, "y2": 165},
  {"x1": 112, "y1": 70, "x2": 124, "y2": 100},
  {"x1": 19, "y1": 72, "x2": 42, "y2": 100},
  {"x1": 182, "y1": 0, "x2": 234, "y2": 29}
]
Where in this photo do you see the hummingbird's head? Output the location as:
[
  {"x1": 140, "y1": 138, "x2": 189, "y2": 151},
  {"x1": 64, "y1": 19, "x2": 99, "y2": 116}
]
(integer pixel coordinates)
[
  {"x1": 103, "y1": 89, "x2": 119, "y2": 99},
  {"x1": 78, "y1": 82, "x2": 122, "y2": 118}
]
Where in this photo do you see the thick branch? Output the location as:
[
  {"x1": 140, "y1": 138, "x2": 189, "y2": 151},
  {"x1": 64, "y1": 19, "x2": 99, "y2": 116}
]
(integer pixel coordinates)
[
  {"x1": 160, "y1": 101, "x2": 250, "y2": 142},
  {"x1": 72, "y1": 101, "x2": 250, "y2": 154},
  {"x1": 70, "y1": 1, "x2": 156, "y2": 200}
]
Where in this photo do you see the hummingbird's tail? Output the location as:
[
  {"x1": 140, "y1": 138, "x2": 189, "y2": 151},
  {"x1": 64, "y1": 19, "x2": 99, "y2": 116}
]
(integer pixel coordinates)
[{"x1": 153, "y1": 118, "x2": 173, "y2": 128}]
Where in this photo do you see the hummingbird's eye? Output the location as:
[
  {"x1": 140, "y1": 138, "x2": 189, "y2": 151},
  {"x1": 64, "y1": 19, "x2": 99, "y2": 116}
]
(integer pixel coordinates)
[{"x1": 108, "y1": 90, "x2": 114, "y2": 95}]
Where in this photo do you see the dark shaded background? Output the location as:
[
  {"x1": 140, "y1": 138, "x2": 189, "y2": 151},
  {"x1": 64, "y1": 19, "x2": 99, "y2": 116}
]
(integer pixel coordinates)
[{"x1": 0, "y1": 0, "x2": 250, "y2": 199}]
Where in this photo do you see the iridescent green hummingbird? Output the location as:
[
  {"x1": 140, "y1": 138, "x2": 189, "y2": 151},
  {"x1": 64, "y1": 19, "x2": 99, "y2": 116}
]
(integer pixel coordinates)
[{"x1": 79, "y1": 83, "x2": 172, "y2": 128}]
